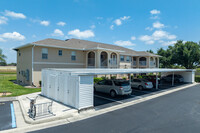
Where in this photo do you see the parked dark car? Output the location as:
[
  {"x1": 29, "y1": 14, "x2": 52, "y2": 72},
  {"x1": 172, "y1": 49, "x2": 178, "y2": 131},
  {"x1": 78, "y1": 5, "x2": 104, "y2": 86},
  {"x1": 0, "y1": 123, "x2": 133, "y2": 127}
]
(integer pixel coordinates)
[
  {"x1": 142, "y1": 75, "x2": 160, "y2": 87},
  {"x1": 161, "y1": 74, "x2": 184, "y2": 83}
]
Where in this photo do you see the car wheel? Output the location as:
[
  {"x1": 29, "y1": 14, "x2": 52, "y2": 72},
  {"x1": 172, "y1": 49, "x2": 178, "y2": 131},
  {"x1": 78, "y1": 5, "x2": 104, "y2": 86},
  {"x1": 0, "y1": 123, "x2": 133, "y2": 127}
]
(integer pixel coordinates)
[
  {"x1": 110, "y1": 90, "x2": 117, "y2": 98},
  {"x1": 138, "y1": 85, "x2": 143, "y2": 90}
]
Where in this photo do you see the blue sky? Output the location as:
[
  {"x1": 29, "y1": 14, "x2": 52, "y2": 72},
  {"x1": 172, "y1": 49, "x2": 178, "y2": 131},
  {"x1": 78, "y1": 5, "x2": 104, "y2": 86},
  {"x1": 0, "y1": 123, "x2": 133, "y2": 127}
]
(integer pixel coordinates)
[{"x1": 0, "y1": 0, "x2": 200, "y2": 63}]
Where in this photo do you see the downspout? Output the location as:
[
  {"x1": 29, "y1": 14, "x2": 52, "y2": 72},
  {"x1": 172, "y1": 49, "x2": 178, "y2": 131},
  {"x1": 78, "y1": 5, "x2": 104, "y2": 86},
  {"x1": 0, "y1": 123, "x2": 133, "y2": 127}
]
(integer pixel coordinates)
[{"x1": 32, "y1": 45, "x2": 36, "y2": 86}]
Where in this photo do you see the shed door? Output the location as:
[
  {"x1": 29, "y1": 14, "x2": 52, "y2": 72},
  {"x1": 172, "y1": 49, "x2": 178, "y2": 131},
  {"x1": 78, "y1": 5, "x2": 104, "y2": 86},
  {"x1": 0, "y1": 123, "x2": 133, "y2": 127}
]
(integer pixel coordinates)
[
  {"x1": 58, "y1": 74, "x2": 64, "y2": 102},
  {"x1": 49, "y1": 74, "x2": 57, "y2": 99},
  {"x1": 67, "y1": 76, "x2": 77, "y2": 107}
]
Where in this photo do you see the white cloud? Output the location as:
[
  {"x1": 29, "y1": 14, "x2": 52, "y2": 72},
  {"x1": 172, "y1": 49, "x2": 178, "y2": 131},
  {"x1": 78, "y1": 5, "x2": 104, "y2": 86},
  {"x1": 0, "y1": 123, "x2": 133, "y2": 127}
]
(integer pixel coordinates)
[
  {"x1": 114, "y1": 40, "x2": 136, "y2": 47},
  {"x1": 0, "y1": 16, "x2": 8, "y2": 24},
  {"x1": 160, "y1": 41, "x2": 177, "y2": 46},
  {"x1": 152, "y1": 30, "x2": 176, "y2": 40},
  {"x1": 57, "y1": 21, "x2": 66, "y2": 26},
  {"x1": 52, "y1": 29, "x2": 64, "y2": 37},
  {"x1": 110, "y1": 25, "x2": 114, "y2": 30},
  {"x1": 0, "y1": 38, "x2": 6, "y2": 42},
  {"x1": 121, "y1": 16, "x2": 130, "y2": 20},
  {"x1": 40, "y1": 21, "x2": 50, "y2": 26},
  {"x1": 146, "y1": 40, "x2": 155, "y2": 44},
  {"x1": 68, "y1": 29, "x2": 95, "y2": 38},
  {"x1": 131, "y1": 36, "x2": 136, "y2": 40},
  {"x1": 114, "y1": 19, "x2": 122, "y2": 26},
  {"x1": 150, "y1": 9, "x2": 160, "y2": 15},
  {"x1": 90, "y1": 25, "x2": 96, "y2": 29},
  {"x1": 153, "y1": 21, "x2": 164, "y2": 29},
  {"x1": 139, "y1": 35, "x2": 152, "y2": 41},
  {"x1": 0, "y1": 32, "x2": 25, "y2": 41},
  {"x1": 139, "y1": 30, "x2": 177, "y2": 45},
  {"x1": 4, "y1": 10, "x2": 26, "y2": 19},
  {"x1": 113, "y1": 16, "x2": 131, "y2": 27},
  {"x1": 145, "y1": 27, "x2": 153, "y2": 31}
]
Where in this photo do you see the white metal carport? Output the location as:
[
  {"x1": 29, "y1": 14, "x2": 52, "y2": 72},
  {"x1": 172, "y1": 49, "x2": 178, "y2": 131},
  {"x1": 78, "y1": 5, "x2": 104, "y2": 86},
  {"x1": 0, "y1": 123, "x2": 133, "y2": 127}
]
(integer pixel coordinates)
[{"x1": 41, "y1": 68, "x2": 195, "y2": 110}]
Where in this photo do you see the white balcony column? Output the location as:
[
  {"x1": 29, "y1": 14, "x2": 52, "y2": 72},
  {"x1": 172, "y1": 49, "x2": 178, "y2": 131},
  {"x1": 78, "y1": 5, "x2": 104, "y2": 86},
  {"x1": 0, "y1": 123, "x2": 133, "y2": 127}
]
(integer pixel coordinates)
[
  {"x1": 147, "y1": 57, "x2": 150, "y2": 68},
  {"x1": 157, "y1": 57, "x2": 160, "y2": 68},
  {"x1": 136, "y1": 57, "x2": 139, "y2": 68},
  {"x1": 107, "y1": 52, "x2": 111, "y2": 68},
  {"x1": 96, "y1": 50, "x2": 101, "y2": 68}
]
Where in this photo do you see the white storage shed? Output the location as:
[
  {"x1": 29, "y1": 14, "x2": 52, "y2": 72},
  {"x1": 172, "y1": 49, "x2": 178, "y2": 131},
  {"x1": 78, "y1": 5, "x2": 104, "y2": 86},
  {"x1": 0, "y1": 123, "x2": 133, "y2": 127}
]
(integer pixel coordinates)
[{"x1": 41, "y1": 68, "x2": 195, "y2": 110}]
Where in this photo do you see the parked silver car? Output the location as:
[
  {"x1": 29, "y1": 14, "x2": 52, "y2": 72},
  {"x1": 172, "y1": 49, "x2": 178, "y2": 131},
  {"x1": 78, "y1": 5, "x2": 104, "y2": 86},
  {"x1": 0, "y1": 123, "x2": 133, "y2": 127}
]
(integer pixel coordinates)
[
  {"x1": 94, "y1": 79, "x2": 132, "y2": 97},
  {"x1": 131, "y1": 79, "x2": 153, "y2": 90}
]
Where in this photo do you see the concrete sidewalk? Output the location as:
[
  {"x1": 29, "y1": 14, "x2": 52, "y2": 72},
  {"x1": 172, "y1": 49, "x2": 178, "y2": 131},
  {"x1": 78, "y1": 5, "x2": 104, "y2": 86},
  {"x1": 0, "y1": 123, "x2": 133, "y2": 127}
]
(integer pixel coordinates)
[{"x1": 17, "y1": 92, "x2": 78, "y2": 125}]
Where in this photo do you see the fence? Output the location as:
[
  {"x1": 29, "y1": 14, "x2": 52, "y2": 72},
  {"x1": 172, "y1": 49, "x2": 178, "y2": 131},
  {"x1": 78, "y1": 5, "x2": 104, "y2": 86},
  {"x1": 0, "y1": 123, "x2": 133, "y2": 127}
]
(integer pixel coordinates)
[{"x1": 34, "y1": 101, "x2": 53, "y2": 118}]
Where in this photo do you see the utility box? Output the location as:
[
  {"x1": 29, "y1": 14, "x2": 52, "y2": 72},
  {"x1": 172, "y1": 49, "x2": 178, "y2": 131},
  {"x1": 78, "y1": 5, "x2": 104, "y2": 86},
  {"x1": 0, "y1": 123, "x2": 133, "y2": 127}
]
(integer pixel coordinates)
[{"x1": 42, "y1": 69, "x2": 94, "y2": 110}]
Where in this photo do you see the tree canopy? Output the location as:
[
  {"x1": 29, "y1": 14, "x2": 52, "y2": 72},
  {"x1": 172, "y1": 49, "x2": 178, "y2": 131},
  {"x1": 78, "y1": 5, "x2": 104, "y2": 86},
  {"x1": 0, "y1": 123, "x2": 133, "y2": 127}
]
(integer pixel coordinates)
[
  {"x1": 0, "y1": 48, "x2": 6, "y2": 65},
  {"x1": 156, "y1": 41, "x2": 200, "y2": 69}
]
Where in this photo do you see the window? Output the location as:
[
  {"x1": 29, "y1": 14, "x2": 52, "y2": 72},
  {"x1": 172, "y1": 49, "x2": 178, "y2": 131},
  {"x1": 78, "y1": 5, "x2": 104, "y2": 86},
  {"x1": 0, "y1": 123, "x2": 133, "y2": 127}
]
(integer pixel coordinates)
[
  {"x1": 71, "y1": 51, "x2": 76, "y2": 61},
  {"x1": 126, "y1": 56, "x2": 130, "y2": 62},
  {"x1": 120, "y1": 56, "x2": 124, "y2": 62},
  {"x1": 58, "y1": 50, "x2": 62, "y2": 56},
  {"x1": 105, "y1": 80, "x2": 113, "y2": 86},
  {"x1": 42, "y1": 48, "x2": 48, "y2": 59}
]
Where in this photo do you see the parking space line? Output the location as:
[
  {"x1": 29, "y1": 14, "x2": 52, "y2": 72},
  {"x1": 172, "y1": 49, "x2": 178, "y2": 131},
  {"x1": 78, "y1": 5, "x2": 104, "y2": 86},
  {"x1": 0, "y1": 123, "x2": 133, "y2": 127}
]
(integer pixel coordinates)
[
  {"x1": 94, "y1": 95, "x2": 124, "y2": 104},
  {"x1": 10, "y1": 103, "x2": 16, "y2": 128}
]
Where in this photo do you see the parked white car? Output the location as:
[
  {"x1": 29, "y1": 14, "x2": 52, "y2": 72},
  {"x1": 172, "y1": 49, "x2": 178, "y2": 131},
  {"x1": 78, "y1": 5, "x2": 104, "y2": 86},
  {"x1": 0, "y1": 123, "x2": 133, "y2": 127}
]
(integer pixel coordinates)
[
  {"x1": 94, "y1": 79, "x2": 132, "y2": 97},
  {"x1": 131, "y1": 79, "x2": 153, "y2": 90}
]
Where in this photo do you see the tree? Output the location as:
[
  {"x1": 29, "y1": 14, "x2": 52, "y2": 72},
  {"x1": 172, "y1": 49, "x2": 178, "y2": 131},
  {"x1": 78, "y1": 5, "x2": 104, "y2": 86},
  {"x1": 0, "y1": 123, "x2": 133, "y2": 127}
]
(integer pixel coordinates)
[
  {"x1": 147, "y1": 49, "x2": 154, "y2": 54},
  {"x1": 157, "y1": 47, "x2": 173, "y2": 68},
  {"x1": 0, "y1": 48, "x2": 6, "y2": 65},
  {"x1": 171, "y1": 41, "x2": 200, "y2": 69},
  {"x1": 157, "y1": 40, "x2": 200, "y2": 69}
]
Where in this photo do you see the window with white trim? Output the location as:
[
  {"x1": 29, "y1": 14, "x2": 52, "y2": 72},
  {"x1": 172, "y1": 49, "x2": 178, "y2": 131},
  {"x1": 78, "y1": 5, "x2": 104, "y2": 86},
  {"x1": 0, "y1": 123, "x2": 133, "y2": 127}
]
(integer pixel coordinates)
[
  {"x1": 126, "y1": 56, "x2": 130, "y2": 62},
  {"x1": 120, "y1": 55, "x2": 124, "y2": 62},
  {"x1": 42, "y1": 48, "x2": 48, "y2": 59},
  {"x1": 71, "y1": 51, "x2": 76, "y2": 61},
  {"x1": 58, "y1": 50, "x2": 62, "y2": 56}
]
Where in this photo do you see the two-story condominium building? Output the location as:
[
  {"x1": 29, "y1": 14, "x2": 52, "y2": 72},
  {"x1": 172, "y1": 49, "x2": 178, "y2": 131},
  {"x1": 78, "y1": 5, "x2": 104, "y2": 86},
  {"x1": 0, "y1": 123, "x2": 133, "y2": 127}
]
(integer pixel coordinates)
[{"x1": 14, "y1": 38, "x2": 160, "y2": 86}]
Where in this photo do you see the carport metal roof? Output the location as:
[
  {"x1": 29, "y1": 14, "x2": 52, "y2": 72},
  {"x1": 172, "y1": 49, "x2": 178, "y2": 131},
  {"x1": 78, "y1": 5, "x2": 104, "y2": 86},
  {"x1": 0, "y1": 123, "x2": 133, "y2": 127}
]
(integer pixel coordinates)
[{"x1": 44, "y1": 68, "x2": 195, "y2": 76}]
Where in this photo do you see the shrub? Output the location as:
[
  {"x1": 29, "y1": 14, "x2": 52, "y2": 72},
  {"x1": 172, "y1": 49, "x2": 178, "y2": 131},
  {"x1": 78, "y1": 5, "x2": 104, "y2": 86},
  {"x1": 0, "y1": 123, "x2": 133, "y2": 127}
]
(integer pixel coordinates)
[
  {"x1": 137, "y1": 75, "x2": 143, "y2": 79},
  {"x1": 195, "y1": 76, "x2": 200, "y2": 82},
  {"x1": 111, "y1": 76, "x2": 116, "y2": 79},
  {"x1": 39, "y1": 81, "x2": 42, "y2": 87},
  {"x1": 94, "y1": 77, "x2": 103, "y2": 83},
  {"x1": 122, "y1": 77, "x2": 127, "y2": 80}
]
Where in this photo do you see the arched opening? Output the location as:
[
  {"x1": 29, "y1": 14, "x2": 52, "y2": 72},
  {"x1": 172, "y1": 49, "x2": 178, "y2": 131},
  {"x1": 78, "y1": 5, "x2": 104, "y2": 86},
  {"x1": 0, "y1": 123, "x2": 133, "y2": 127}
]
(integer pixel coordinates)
[
  {"x1": 100, "y1": 51, "x2": 108, "y2": 68},
  {"x1": 110, "y1": 53, "x2": 117, "y2": 67},
  {"x1": 139, "y1": 57, "x2": 146, "y2": 66},
  {"x1": 150, "y1": 57, "x2": 154, "y2": 67},
  {"x1": 133, "y1": 57, "x2": 137, "y2": 66},
  {"x1": 155, "y1": 58, "x2": 158, "y2": 67},
  {"x1": 88, "y1": 51, "x2": 95, "y2": 67}
]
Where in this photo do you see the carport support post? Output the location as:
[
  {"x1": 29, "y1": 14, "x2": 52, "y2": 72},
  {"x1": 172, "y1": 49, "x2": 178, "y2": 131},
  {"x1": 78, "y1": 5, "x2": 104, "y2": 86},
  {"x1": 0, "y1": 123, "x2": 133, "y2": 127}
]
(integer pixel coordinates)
[
  {"x1": 156, "y1": 72, "x2": 158, "y2": 90},
  {"x1": 129, "y1": 74, "x2": 131, "y2": 85},
  {"x1": 172, "y1": 72, "x2": 174, "y2": 86}
]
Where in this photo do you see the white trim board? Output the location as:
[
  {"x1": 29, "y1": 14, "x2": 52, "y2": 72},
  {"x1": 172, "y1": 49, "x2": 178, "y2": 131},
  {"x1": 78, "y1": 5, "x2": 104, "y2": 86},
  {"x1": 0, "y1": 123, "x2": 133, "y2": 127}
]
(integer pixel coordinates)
[{"x1": 33, "y1": 62, "x2": 85, "y2": 65}]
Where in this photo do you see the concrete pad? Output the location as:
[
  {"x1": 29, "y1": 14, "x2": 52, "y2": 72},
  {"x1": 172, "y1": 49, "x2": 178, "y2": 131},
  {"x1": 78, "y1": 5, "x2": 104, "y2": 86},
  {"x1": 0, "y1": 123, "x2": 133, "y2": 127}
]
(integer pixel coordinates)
[{"x1": 18, "y1": 92, "x2": 78, "y2": 124}]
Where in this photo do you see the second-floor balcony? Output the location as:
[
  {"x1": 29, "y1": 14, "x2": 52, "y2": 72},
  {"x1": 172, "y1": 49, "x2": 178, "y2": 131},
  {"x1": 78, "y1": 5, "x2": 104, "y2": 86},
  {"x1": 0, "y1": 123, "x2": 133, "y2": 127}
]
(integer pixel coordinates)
[
  {"x1": 88, "y1": 58, "x2": 95, "y2": 68},
  {"x1": 110, "y1": 59, "x2": 118, "y2": 67},
  {"x1": 139, "y1": 61, "x2": 146, "y2": 66},
  {"x1": 150, "y1": 61, "x2": 155, "y2": 67}
]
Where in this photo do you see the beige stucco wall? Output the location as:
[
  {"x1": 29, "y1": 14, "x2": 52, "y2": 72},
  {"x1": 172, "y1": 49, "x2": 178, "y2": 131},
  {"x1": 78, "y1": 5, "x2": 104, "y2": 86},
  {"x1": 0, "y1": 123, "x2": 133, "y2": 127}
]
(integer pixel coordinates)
[
  {"x1": 17, "y1": 46, "x2": 32, "y2": 85},
  {"x1": 32, "y1": 46, "x2": 86, "y2": 86}
]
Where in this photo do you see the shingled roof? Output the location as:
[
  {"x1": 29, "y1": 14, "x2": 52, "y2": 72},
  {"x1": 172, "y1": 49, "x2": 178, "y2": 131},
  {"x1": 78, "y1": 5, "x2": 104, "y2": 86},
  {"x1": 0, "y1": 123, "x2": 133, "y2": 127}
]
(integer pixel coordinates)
[{"x1": 15, "y1": 38, "x2": 160, "y2": 57}]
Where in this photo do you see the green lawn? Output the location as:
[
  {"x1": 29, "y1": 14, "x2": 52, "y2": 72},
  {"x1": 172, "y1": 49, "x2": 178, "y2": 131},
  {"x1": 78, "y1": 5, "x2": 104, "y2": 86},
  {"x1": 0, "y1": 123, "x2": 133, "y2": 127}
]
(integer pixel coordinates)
[{"x1": 0, "y1": 75, "x2": 41, "y2": 97}]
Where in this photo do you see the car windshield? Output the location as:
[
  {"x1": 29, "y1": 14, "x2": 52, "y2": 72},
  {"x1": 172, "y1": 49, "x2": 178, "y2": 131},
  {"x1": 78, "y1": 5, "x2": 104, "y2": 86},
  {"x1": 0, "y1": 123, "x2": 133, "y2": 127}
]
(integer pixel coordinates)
[{"x1": 114, "y1": 81, "x2": 130, "y2": 86}]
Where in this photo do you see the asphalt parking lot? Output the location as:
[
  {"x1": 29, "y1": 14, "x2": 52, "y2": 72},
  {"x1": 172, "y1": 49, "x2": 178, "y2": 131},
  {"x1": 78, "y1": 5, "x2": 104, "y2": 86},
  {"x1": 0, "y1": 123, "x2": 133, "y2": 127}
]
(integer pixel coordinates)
[
  {"x1": 0, "y1": 101, "x2": 15, "y2": 131},
  {"x1": 94, "y1": 82, "x2": 187, "y2": 110}
]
